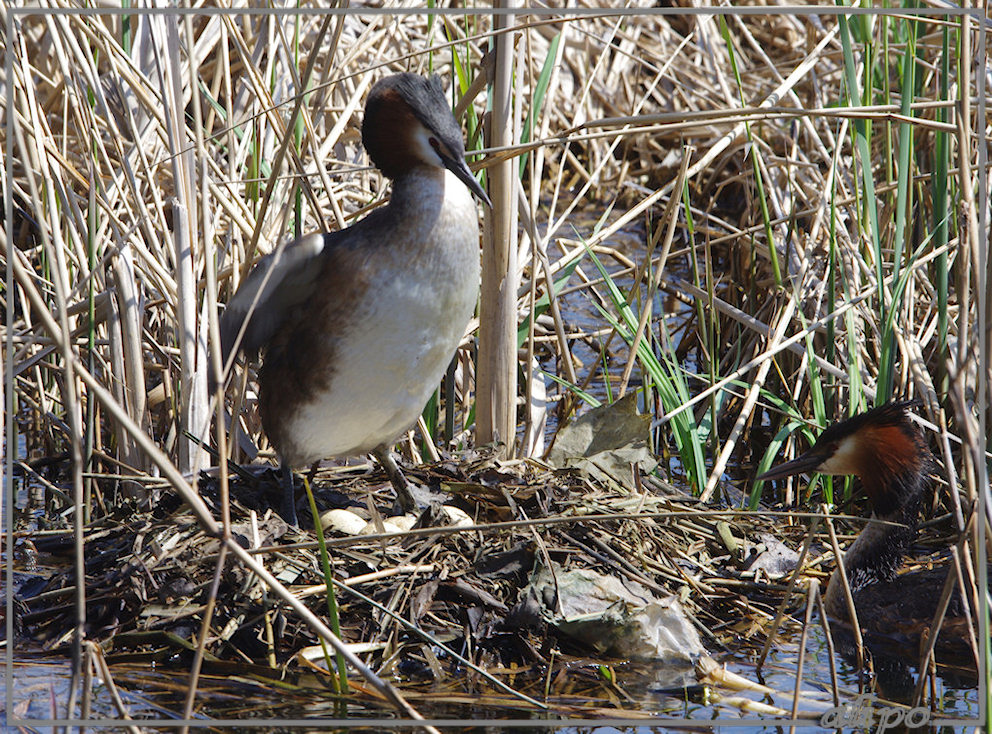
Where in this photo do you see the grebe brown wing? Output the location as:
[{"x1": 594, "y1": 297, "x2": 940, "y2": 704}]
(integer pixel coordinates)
[{"x1": 220, "y1": 232, "x2": 337, "y2": 363}]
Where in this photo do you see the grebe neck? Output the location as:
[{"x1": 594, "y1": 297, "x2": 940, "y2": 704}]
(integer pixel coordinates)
[
  {"x1": 823, "y1": 465, "x2": 927, "y2": 618},
  {"x1": 823, "y1": 507, "x2": 918, "y2": 617}
]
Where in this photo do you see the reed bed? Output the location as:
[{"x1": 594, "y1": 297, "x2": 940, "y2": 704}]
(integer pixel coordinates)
[{"x1": 3, "y1": 4, "x2": 989, "y2": 726}]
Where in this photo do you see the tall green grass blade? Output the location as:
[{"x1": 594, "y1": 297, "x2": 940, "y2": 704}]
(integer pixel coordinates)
[
  {"x1": 247, "y1": 121, "x2": 260, "y2": 206},
  {"x1": 748, "y1": 388, "x2": 820, "y2": 509},
  {"x1": 121, "y1": 0, "x2": 132, "y2": 54},
  {"x1": 837, "y1": 8, "x2": 883, "y2": 304},
  {"x1": 426, "y1": 0, "x2": 436, "y2": 69},
  {"x1": 749, "y1": 418, "x2": 816, "y2": 510},
  {"x1": 881, "y1": 239, "x2": 930, "y2": 343},
  {"x1": 877, "y1": 8, "x2": 919, "y2": 401},
  {"x1": 448, "y1": 21, "x2": 468, "y2": 97},
  {"x1": 600, "y1": 343, "x2": 614, "y2": 404},
  {"x1": 800, "y1": 307, "x2": 832, "y2": 504},
  {"x1": 718, "y1": 14, "x2": 780, "y2": 285},
  {"x1": 880, "y1": 15, "x2": 895, "y2": 186},
  {"x1": 422, "y1": 388, "x2": 439, "y2": 461},
  {"x1": 445, "y1": 22, "x2": 483, "y2": 168},
  {"x1": 293, "y1": 10, "x2": 304, "y2": 240},
  {"x1": 582, "y1": 244, "x2": 706, "y2": 492},
  {"x1": 303, "y1": 477, "x2": 348, "y2": 694},
  {"x1": 542, "y1": 371, "x2": 601, "y2": 408},
  {"x1": 680, "y1": 177, "x2": 720, "y2": 449},
  {"x1": 891, "y1": 6, "x2": 918, "y2": 281},
  {"x1": 826, "y1": 169, "x2": 838, "y2": 402},
  {"x1": 933, "y1": 23, "x2": 950, "y2": 397},
  {"x1": 519, "y1": 32, "x2": 561, "y2": 178},
  {"x1": 838, "y1": 6, "x2": 891, "y2": 410}
]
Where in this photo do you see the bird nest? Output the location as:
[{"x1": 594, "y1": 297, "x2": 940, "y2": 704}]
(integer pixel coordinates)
[{"x1": 16, "y1": 446, "x2": 806, "y2": 698}]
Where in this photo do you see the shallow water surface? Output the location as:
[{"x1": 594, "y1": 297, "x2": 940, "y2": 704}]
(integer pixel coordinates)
[{"x1": 7, "y1": 620, "x2": 981, "y2": 731}]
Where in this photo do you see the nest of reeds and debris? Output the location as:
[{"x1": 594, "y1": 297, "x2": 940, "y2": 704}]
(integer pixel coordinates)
[
  {"x1": 16, "y1": 433, "x2": 980, "y2": 722},
  {"x1": 17, "y1": 433, "x2": 809, "y2": 691},
  {"x1": 15, "y1": 392, "x2": 979, "y2": 717}
]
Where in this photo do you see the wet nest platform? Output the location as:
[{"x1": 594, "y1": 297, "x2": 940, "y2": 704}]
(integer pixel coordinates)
[{"x1": 14, "y1": 449, "x2": 815, "y2": 709}]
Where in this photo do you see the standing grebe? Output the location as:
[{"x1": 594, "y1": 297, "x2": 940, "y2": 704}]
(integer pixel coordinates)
[
  {"x1": 756, "y1": 401, "x2": 980, "y2": 658},
  {"x1": 219, "y1": 74, "x2": 490, "y2": 523}
]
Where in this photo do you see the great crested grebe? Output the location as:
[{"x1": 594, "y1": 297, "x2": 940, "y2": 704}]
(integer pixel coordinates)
[
  {"x1": 219, "y1": 73, "x2": 490, "y2": 524},
  {"x1": 757, "y1": 401, "x2": 981, "y2": 658}
]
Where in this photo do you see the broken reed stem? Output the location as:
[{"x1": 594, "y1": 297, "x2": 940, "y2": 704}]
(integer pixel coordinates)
[
  {"x1": 790, "y1": 578, "x2": 818, "y2": 724},
  {"x1": 756, "y1": 516, "x2": 821, "y2": 670},
  {"x1": 822, "y1": 507, "x2": 865, "y2": 675},
  {"x1": 181, "y1": 543, "x2": 228, "y2": 729},
  {"x1": 813, "y1": 583, "x2": 841, "y2": 709},
  {"x1": 617, "y1": 150, "x2": 690, "y2": 398}
]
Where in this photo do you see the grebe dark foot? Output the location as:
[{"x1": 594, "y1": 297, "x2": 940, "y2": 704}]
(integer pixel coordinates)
[
  {"x1": 372, "y1": 444, "x2": 416, "y2": 514},
  {"x1": 279, "y1": 461, "x2": 299, "y2": 526}
]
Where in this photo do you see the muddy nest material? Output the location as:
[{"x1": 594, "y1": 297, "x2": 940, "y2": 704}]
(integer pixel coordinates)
[{"x1": 17, "y1": 451, "x2": 804, "y2": 686}]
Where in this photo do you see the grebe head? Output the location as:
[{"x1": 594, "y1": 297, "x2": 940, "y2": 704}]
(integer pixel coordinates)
[
  {"x1": 361, "y1": 73, "x2": 491, "y2": 206},
  {"x1": 757, "y1": 401, "x2": 931, "y2": 517},
  {"x1": 757, "y1": 403, "x2": 983, "y2": 668}
]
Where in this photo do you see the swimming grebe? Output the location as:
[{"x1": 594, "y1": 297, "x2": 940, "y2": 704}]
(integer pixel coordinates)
[
  {"x1": 756, "y1": 401, "x2": 979, "y2": 656},
  {"x1": 219, "y1": 73, "x2": 490, "y2": 523}
]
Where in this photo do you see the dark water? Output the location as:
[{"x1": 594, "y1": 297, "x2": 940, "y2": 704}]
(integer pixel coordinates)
[{"x1": 6, "y1": 621, "x2": 982, "y2": 729}]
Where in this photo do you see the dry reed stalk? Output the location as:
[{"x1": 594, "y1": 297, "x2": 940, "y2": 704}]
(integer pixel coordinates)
[
  {"x1": 477, "y1": 1, "x2": 519, "y2": 457},
  {"x1": 822, "y1": 507, "x2": 865, "y2": 673}
]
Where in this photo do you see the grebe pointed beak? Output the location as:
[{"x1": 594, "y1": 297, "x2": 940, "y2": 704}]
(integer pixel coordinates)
[
  {"x1": 756, "y1": 448, "x2": 830, "y2": 482},
  {"x1": 441, "y1": 151, "x2": 492, "y2": 208}
]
